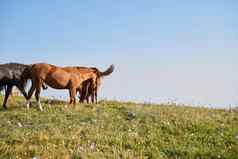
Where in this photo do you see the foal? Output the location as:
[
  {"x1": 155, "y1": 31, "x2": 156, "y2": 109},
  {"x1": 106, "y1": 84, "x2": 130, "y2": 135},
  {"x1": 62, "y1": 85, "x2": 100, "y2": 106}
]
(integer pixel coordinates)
[
  {"x1": 78, "y1": 77, "x2": 101, "y2": 103},
  {"x1": 77, "y1": 65, "x2": 114, "y2": 103}
]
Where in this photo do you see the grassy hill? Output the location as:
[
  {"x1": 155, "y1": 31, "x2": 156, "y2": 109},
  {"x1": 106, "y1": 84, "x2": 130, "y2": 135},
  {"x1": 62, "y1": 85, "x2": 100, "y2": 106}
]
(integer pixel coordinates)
[{"x1": 0, "y1": 95, "x2": 237, "y2": 159}]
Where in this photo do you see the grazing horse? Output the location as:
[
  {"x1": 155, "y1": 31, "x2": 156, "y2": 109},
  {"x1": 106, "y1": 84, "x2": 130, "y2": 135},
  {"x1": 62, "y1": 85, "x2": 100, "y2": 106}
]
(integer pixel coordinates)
[
  {"x1": 25, "y1": 63, "x2": 114, "y2": 110},
  {"x1": 0, "y1": 63, "x2": 30, "y2": 109}
]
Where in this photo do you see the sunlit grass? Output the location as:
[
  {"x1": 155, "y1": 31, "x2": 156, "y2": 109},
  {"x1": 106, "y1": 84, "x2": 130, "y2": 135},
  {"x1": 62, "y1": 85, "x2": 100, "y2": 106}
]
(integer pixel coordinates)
[{"x1": 0, "y1": 95, "x2": 237, "y2": 159}]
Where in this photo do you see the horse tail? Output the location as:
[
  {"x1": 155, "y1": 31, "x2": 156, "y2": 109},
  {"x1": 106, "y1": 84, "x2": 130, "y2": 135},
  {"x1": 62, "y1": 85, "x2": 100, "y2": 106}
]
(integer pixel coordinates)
[{"x1": 98, "y1": 64, "x2": 115, "y2": 77}]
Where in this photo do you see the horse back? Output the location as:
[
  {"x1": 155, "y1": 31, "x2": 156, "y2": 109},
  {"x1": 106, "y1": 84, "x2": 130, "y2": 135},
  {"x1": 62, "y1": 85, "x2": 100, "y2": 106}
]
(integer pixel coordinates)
[
  {"x1": 0, "y1": 63, "x2": 29, "y2": 84},
  {"x1": 31, "y1": 63, "x2": 73, "y2": 89}
]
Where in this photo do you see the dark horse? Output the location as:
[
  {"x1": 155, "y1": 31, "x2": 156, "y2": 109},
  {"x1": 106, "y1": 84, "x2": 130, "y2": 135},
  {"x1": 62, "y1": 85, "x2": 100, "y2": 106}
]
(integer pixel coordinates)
[{"x1": 0, "y1": 63, "x2": 30, "y2": 109}]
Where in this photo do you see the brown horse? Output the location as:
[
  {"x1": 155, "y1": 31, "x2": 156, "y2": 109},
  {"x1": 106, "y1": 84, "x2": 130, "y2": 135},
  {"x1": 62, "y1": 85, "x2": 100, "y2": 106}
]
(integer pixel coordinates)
[
  {"x1": 25, "y1": 63, "x2": 114, "y2": 111},
  {"x1": 78, "y1": 78, "x2": 101, "y2": 103},
  {"x1": 77, "y1": 65, "x2": 115, "y2": 104},
  {"x1": 77, "y1": 79, "x2": 93, "y2": 103}
]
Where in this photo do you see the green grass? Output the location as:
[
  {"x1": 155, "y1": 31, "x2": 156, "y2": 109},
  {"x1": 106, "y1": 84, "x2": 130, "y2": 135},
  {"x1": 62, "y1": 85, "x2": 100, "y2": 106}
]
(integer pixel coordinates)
[{"x1": 0, "y1": 95, "x2": 237, "y2": 159}]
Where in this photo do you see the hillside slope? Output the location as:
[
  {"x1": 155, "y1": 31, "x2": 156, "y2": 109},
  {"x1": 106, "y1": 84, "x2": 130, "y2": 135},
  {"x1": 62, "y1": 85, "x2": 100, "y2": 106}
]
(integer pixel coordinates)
[{"x1": 0, "y1": 96, "x2": 237, "y2": 159}]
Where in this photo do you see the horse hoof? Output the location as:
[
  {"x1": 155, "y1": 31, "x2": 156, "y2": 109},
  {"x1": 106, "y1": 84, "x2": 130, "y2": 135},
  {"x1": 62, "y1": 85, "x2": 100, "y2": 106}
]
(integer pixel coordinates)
[
  {"x1": 38, "y1": 107, "x2": 43, "y2": 111},
  {"x1": 38, "y1": 106, "x2": 43, "y2": 111},
  {"x1": 2, "y1": 106, "x2": 7, "y2": 111}
]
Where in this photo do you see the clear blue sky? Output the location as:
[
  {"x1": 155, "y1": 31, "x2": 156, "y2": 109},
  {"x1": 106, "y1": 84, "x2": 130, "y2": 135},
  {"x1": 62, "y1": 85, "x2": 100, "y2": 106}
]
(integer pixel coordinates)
[{"x1": 1, "y1": 0, "x2": 238, "y2": 107}]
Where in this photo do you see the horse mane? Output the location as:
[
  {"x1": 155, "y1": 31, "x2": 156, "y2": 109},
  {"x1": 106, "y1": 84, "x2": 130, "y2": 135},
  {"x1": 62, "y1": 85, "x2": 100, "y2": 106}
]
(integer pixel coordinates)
[
  {"x1": 76, "y1": 66, "x2": 89, "y2": 69},
  {"x1": 0, "y1": 62, "x2": 29, "y2": 70}
]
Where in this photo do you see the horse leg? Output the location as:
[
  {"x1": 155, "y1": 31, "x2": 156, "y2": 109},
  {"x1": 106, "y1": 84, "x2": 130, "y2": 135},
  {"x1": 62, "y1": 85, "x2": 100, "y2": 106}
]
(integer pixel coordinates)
[
  {"x1": 16, "y1": 84, "x2": 28, "y2": 100},
  {"x1": 85, "y1": 86, "x2": 91, "y2": 104},
  {"x1": 69, "y1": 89, "x2": 72, "y2": 104},
  {"x1": 86, "y1": 94, "x2": 90, "y2": 104},
  {"x1": 72, "y1": 88, "x2": 77, "y2": 105},
  {"x1": 91, "y1": 92, "x2": 95, "y2": 103},
  {"x1": 69, "y1": 87, "x2": 76, "y2": 106},
  {"x1": 79, "y1": 87, "x2": 85, "y2": 103},
  {"x1": 2, "y1": 85, "x2": 13, "y2": 109},
  {"x1": 86, "y1": 83, "x2": 92, "y2": 104},
  {"x1": 79, "y1": 93, "x2": 84, "y2": 103},
  {"x1": 35, "y1": 81, "x2": 43, "y2": 111},
  {"x1": 91, "y1": 79, "x2": 98, "y2": 104},
  {"x1": 26, "y1": 78, "x2": 37, "y2": 109},
  {"x1": 35, "y1": 88, "x2": 43, "y2": 111},
  {"x1": 82, "y1": 84, "x2": 88, "y2": 103},
  {"x1": 95, "y1": 89, "x2": 98, "y2": 104}
]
